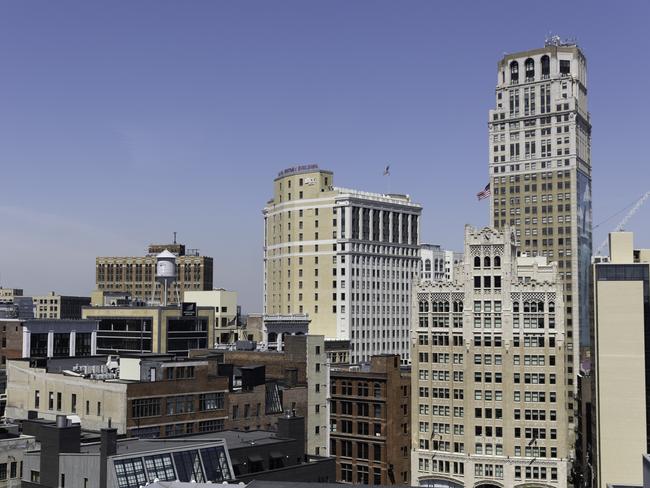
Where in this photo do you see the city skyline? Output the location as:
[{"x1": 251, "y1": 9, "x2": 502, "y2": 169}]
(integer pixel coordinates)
[{"x1": 1, "y1": 1, "x2": 649, "y2": 312}]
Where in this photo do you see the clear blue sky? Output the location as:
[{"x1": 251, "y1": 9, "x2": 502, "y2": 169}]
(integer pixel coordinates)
[{"x1": 1, "y1": 0, "x2": 649, "y2": 311}]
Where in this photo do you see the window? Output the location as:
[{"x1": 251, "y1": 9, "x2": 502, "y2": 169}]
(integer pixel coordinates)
[
  {"x1": 48, "y1": 392, "x2": 54, "y2": 410},
  {"x1": 132, "y1": 398, "x2": 161, "y2": 418},
  {"x1": 35, "y1": 390, "x2": 40, "y2": 409},
  {"x1": 200, "y1": 392, "x2": 225, "y2": 411}
]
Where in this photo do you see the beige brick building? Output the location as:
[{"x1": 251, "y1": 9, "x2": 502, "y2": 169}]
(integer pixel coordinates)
[
  {"x1": 95, "y1": 242, "x2": 213, "y2": 305},
  {"x1": 592, "y1": 232, "x2": 650, "y2": 488},
  {"x1": 412, "y1": 226, "x2": 568, "y2": 488},
  {"x1": 263, "y1": 165, "x2": 421, "y2": 364},
  {"x1": 488, "y1": 39, "x2": 592, "y2": 432},
  {"x1": 32, "y1": 292, "x2": 90, "y2": 319}
]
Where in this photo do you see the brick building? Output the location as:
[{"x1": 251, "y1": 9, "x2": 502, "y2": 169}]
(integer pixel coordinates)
[{"x1": 329, "y1": 354, "x2": 411, "y2": 485}]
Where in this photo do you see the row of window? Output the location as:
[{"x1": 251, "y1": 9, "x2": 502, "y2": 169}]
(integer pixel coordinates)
[{"x1": 131, "y1": 393, "x2": 225, "y2": 418}]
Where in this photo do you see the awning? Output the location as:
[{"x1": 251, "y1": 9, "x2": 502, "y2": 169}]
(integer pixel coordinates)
[
  {"x1": 269, "y1": 451, "x2": 284, "y2": 459},
  {"x1": 248, "y1": 455, "x2": 264, "y2": 463}
]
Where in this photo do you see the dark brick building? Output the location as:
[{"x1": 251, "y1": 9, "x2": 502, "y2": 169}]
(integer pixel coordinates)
[{"x1": 330, "y1": 354, "x2": 411, "y2": 485}]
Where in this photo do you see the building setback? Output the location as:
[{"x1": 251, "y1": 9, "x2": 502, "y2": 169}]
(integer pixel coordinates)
[
  {"x1": 329, "y1": 354, "x2": 411, "y2": 485},
  {"x1": 591, "y1": 232, "x2": 650, "y2": 488},
  {"x1": 95, "y1": 242, "x2": 213, "y2": 305},
  {"x1": 263, "y1": 165, "x2": 421, "y2": 364},
  {"x1": 420, "y1": 244, "x2": 463, "y2": 282},
  {"x1": 488, "y1": 38, "x2": 593, "y2": 432},
  {"x1": 412, "y1": 226, "x2": 569, "y2": 487}
]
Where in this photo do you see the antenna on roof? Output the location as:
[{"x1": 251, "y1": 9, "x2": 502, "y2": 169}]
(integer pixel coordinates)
[{"x1": 173, "y1": 232, "x2": 177, "y2": 244}]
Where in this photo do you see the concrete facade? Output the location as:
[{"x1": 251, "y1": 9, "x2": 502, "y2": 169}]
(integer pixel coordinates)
[
  {"x1": 263, "y1": 165, "x2": 421, "y2": 364},
  {"x1": 82, "y1": 305, "x2": 215, "y2": 356},
  {"x1": 412, "y1": 226, "x2": 568, "y2": 488},
  {"x1": 420, "y1": 244, "x2": 463, "y2": 282},
  {"x1": 592, "y1": 232, "x2": 650, "y2": 488},
  {"x1": 183, "y1": 290, "x2": 240, "y2": 344}
]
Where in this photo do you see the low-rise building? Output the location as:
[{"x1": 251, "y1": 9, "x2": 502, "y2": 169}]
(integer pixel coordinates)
[
  {"x1": 21, "y1": 414, "x2": 335, "y2": 488},
  {"x1": 183, "y1": 289, "x2": 241, "y2": 345},
  {"x1": 82, "y1": 305, "x2": 215, "y2": 356},
  {"x1": 216, "y1": 335, "x2": 329, "y2": 457},
  {"x1": 0, "y1": 288, "x2": 23, "y2": 305},
  {"x1": 329, "y1": 354, "x2": 411, "y2": 485},
  {"x1": 0, "y1": 424, "x2": 36, "y2": 488},
  {"x1": 32, "y1": 292, "x2": 91, "y2": 320}
]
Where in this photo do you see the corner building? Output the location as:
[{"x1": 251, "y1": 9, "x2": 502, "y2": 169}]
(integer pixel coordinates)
[
  {"x1": 263, "y1": 165, "x2": 421, "y2": 364},
  {"x1": 488, "y1": 39, "x2": 592, "y2": 430},
  {"x1": 412, "y1": 226, "x2": 569, "y2": 488}
]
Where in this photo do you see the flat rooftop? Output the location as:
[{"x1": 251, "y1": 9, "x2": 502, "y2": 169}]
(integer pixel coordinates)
[{"x1": 78, "y1": 430, "x2": 293, "y2": 456}]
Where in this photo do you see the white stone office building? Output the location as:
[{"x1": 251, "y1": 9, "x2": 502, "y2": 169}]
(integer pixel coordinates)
[
  {"x1": 412, "y1": 226, "x2": 569, "y2": 488},
  {"x1": 488, "y1": 38, "x2": 592, "y2": 432},
  {"x1": 420, "y1": 244, "x2": 463, "y2": 282},
  {"x1": 264, "y1": 165, "x2": 421, "y2": 364}
]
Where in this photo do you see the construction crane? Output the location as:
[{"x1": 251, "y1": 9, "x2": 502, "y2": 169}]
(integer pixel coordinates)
[{"x1": 595, "y1": 191, "x2": 650, "y2": 256}]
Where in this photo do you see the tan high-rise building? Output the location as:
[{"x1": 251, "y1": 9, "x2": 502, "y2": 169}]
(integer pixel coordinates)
[
  {"x1": 592, "y1": 232, "x2": 650, "y2": 488},
  {"x1": 263, "y1": 165, "x2": 421, "y2": 364},
  {"x1": 488, "y1": 38, "x2": 592, "y2": 431},
  {"x1": 95, "y1": 242, "x2": 213, "y2": 305},
  {"x1": 412, "y1": 226, "x2": 569, "y2": 487}
]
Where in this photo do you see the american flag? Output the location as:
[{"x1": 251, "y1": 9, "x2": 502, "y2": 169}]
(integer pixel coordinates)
[
  {"x1": 383, "y1": 165, "x2": 390, "y2": 176},
  {"x1": 477, "y1": 183, "x2": 491, "y2": 201}
]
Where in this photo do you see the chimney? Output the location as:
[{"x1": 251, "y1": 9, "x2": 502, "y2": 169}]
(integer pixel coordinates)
[
  {"x1": 39, "y1": 416, "x2": 80, "y2": 488},
  {"x1": 99, "y1": 424, "x2": 118, "y2": 488},
  {"x1": 277, "y1": 414, "x2": 306, "y2": 459}
]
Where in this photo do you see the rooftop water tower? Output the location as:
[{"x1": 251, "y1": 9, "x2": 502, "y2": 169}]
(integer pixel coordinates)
[{"x1": 155, "y1": 249, "x2": 177, "y2": 306}]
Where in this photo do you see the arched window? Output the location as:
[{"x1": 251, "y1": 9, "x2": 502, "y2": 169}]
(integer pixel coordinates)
[
  {"x1": 484, "y1": 256, "x2": 491, "y2": 267},
  {"x1": 419, "y1": 300, "x2": 429, "y2": 313},
  {"x1": 425, "y1": 259, "x2": 431, "y2": 272},
  {"x1": 474, "y1": 256, "x2": 481, "y2": 268},
  {"x1": 541, "y1": 55, "x2": 550, "y2": 77},
  {"x1": 525, "y1": 57, "x2": 535, "y2": 80},
  {"x1": 443, "y1": 301, "x2": 450, "y2": 313},
  {"x1": 538, "y1": 301, "x2": 545, "y2": 312},
  {"x1": 513, "y1": 301, "x2": 520, "y2": 313},
  {"x1": 432, "y1": 301, "x2": 438, "y2": 313},
  {"x1": 510, "y1": 60, "x2": 519, "y2": 82},
  {"x1": 494, "y1": 256, "x2": 501, "y2": 268},
  {"x1": 549, "y1": 301, "x2": 555, "y2": 313},
  {"x1": 524, "y1": 301, "x2": 530, "y2": 313}
]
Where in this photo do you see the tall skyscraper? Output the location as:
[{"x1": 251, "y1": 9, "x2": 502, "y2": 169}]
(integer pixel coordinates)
[
  {"x1": 488, "y1": 37, "x2": 592, "y2": 429},
  {"x1": 412, "y1": 226, "x2": 569, "y2": 487},
  {"x1": 263, "y1": 165, "x2": 421, "y2": 364},
  {"x1": 591, "y1": 232, "x2": 650, "y2": 488}
]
